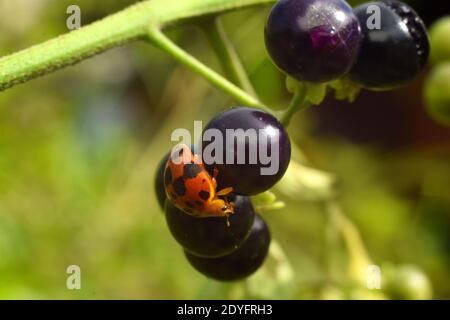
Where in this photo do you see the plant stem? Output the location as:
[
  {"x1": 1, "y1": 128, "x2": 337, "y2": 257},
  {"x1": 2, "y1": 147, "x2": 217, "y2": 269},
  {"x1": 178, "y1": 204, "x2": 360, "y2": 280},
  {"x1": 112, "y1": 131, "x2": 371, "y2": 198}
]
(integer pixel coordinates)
[
  {"x1": 0, "y1": 1, "x2": 156, "y2": 92},
  {"x1": 154, "y1": 0, "x2": 276, "y2": 26},
  {"x1": 280, "y1": 87, "x2": 311, "y2": 126},
  {"x1": 201, "y1": 17, "x2": 258, "y2": 97},
  {"x1": 147, "y1": 28, "x2": 270, "y2": 111},
  {"x1": 325, "y1": 200, "x2": 373, "y2": 284},
  {"x1": 0, "y1": 0, "x2": 277, "y2": 92}
]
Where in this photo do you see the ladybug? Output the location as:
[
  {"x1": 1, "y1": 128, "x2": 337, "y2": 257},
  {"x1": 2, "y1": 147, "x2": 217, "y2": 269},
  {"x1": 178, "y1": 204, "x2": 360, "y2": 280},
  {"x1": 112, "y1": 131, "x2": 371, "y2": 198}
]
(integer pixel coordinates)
[{"x1": 164, "y1": 144, "x2": 235, "y2": 218}]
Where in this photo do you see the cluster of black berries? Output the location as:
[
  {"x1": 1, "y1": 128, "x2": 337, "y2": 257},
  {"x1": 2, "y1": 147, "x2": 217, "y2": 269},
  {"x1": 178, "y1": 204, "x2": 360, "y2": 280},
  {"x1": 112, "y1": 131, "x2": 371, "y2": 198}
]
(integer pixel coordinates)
[
  {"x1": 155, "y1": 107, "x2": 291, "y2": 281},
  {"x1": 265, "y1": 0, "x2": 429, "y2": 89},
  {"x1": 154, "y1": 0, "x2": 429, "y2": 281}
]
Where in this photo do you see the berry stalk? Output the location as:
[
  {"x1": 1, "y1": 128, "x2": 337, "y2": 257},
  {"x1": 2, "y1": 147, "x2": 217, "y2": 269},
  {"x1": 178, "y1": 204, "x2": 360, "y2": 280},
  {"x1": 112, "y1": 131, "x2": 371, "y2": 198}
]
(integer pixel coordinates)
[
  {"x1": 325, "y1": 200, "x2": 374, "y2": 285},
  {"x1": 280, "y1": 86, "x2": 311, "y2": 126},
  {"x1": 201, "y1": 17, "x2": 258, "y2": 98},
  {"x1": 147, "y1": 28, "x2": 270, "y2": 112}
]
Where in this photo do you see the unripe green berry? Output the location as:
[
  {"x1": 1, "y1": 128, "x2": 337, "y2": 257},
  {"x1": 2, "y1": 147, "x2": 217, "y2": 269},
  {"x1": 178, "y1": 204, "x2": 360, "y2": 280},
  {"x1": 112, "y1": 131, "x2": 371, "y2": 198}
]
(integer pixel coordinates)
[
  {"x1": 429, "y1": 17, "x2": 450, "y2": 65},
  {"x1": 425, "y1": 63, "x2": 450, "y2": 126},
  {"x1": 383, "y1": 265, "x2": 432, "y2": 300}
]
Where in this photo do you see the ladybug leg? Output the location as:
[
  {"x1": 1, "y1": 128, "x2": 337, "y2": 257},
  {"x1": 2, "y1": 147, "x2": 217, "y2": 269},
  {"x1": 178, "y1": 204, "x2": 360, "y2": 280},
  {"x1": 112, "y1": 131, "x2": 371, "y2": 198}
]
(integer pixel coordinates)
[
  {"x1": 211, "y1": 168, "x2": 219, "y2": 191},
  {"x1": 218, "y1": 188, "x2": 234, "y2": 210},
  {"x1": 216, "y1": 187, "x2": 234, "y2": 197},
  {"x1": 217, "y1": 187, "x2": 234, "y2": 205},
  {"x1": 212, "y1": 177, "x2": 217, "y2": 190}
]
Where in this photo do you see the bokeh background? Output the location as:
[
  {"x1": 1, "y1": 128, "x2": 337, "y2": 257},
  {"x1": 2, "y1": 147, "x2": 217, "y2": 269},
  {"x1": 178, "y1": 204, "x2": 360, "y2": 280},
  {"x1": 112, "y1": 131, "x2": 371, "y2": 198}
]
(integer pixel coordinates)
[{"x1": 0, "y1": 0, "x2": 448, "y2": 299}]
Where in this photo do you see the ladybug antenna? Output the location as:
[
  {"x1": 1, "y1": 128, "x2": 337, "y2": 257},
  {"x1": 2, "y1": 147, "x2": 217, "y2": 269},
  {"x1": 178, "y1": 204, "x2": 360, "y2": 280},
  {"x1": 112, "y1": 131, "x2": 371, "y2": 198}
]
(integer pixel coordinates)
[{"x1": 213, "y1": 167, "x2": 219, "y2": 179}]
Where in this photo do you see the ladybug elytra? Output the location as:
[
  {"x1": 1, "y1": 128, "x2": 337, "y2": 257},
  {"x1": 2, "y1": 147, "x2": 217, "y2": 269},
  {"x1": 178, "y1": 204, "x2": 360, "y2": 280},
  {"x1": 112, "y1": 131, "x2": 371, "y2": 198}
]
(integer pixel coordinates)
[{"x1": 164, "y1": 144, "x2": 235, "y2": 218}]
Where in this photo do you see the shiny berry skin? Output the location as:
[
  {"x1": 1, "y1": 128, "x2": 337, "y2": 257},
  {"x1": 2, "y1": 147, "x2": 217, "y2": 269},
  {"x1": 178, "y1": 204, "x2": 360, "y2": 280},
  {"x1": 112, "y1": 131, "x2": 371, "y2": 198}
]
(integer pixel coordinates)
[
  {"x1": 264, "y1": 0, "x2": 362, "y2": 83},
  {"x1": 185, "y1": 215, "x2": 271, "y2": 281},
  {"x1": 349, "y1": 0, "x2": 430, "y2": 90},
  {"x1": 165, "y1": 195, "x2": 255, "y2": 258},
  {"x1": 202, "y1": 107, "x2": 291, "y2": 196},
  {"x1": 155, "y1": 153, "x2": 170, "y2": 210}
]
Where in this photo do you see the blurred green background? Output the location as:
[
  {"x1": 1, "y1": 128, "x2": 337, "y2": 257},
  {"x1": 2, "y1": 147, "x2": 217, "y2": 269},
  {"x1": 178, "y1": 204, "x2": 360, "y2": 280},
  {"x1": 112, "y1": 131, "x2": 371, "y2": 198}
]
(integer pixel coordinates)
[{"x1": 0, "y1": 0, "x2": 448, "y2": 299}]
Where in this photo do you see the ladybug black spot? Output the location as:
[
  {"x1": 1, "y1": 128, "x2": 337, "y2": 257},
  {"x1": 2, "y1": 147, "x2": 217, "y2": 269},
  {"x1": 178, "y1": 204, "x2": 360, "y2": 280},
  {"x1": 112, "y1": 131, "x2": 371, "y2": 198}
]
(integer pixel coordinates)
[
  {"x1": 173, "y1": 177, "x2": 186, "y2": 196},
  {"x1": 183, "y1": 164, "x2": 202, "y2": 179},
  {"x1": 199, "y1": 190, "x2": 210, "y2": 201},
  {"x1": 164, "y1": 168, "x2": 172, "y2": 187}
]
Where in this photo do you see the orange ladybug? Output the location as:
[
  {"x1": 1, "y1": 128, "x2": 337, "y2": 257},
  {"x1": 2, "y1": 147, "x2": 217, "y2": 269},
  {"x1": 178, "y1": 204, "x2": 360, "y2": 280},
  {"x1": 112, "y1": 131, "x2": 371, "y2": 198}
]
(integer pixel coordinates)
[{"x1": 164, "y1": 144, "x2": 235, "y2": 218}]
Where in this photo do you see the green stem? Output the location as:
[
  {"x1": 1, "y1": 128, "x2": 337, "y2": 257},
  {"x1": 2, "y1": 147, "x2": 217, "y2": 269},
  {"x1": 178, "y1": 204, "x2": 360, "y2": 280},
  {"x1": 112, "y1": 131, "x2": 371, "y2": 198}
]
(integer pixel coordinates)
[
  {"x1": 147, "y1": 28, "x2": 269, "y2": 111},
  {"x1": 0, "y1": 2, "x2": 157, "y2": 92},
  {"x1": 280, "y1": 87, "x2": 311, "y2": 126},
  {"x1": 325, "y1": 200, "x2": 373, "y2": 284},
  {"x1": 0, "y1": 0, "x2": 277, "y2": 92},
  {"x1": 201, "y1": 17, "x2": 258, "y2": 97},
  {"x1": 154, "y1": 0, "x2": 276, "y2": 26}
]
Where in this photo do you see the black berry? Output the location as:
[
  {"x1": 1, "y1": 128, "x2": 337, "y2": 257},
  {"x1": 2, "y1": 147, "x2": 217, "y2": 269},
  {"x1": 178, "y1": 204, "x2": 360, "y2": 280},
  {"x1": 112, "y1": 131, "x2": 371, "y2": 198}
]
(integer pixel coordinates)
[
  {"x1": 349, "y1": 0, "x2": 430, "y2": 90},
  {"x1": 185, "y1": 215, "x2": 271, "y2": 281},
  {"x1": 165, "y1": 195, "x2": 255, "y2": 258},
  {"x1": 264, "y1": 0, "x2": 362, "y2": 83},
  {"x1": 155, "y1": 152, "x2": 170, "y2": 210},
  {"x1": 202, "y1": 107, "x2": 291, "y2": 196}
]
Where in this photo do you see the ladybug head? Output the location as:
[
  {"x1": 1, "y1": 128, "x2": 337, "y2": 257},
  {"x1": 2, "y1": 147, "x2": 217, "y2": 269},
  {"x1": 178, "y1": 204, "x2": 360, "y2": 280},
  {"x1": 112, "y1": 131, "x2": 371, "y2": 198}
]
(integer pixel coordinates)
[
  {"x1": 220, "y1": 201, "x2": 234, "y2": 217},
  {"x1": 205, "y1": 199, "x2": 235, "y2": 217}
]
